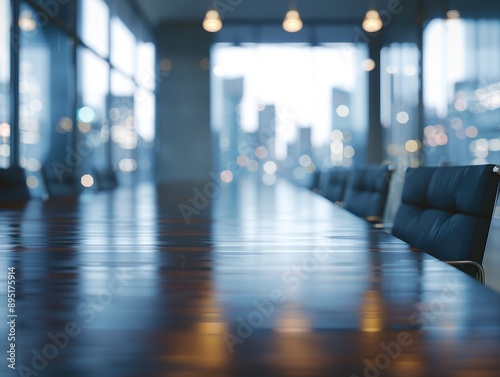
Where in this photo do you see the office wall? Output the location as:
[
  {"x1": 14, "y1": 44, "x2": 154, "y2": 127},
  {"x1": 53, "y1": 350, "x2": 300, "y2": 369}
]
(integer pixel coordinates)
[{"x1": 156, "y1": 23, "x2": 212, "y2": 183}]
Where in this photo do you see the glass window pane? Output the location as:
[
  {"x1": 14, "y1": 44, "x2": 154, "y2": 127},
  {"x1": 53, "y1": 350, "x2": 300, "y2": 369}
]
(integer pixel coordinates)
[
  {"x1": 211, "y1": 43, "x2": 368, "y2": 185},
  {"x1": 423, "y1": 19, "x2": 500, "y2": 166},
  {"x1": 111, "y1": 17, "x2": 135, "y2": 77},
  {"x1": 0, "y1": 0, "x2": 10, "y2": 168},
  {"x1": 136, "y1": 41, "x2": 156, "y2": 90},
  {"x1": 19, "y1": 3, "x2": 75, "y2": 193},
  {"x1": 135, "y1": 88, "x2": 155, "y2": 180},
  {"x1": 78, "y1": 48, "x2": 110, "y2": 172},
  {"x1": 110, "y1": 70, "x2": 136, "y2": 184},
  {"x1": 81, "y1": 0, "x2": 109, "y2": 58},
  {"x1": 380, "y1": 43, "x2": 420, "y2": 169}
]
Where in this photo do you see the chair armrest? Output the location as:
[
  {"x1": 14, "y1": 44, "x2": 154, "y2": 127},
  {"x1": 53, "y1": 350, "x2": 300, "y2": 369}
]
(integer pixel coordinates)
[
  {"x1": 445, "y1": 260, "x2": 485, "y2": 284},
  {"x1": 373, "y1": 223, "x2": 392, "y2": 232}
]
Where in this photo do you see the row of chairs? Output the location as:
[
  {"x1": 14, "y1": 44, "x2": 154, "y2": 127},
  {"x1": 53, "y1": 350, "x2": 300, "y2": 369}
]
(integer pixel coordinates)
[
  {"x1": 312, "y1": 164, "x2": 392, "y2": 223},
  {"x1": 312, "y1": 164, "x2": 500, "y2": 283},
  {"x1": 0, "y1": 166, "x2": 118, "y2": 205}
]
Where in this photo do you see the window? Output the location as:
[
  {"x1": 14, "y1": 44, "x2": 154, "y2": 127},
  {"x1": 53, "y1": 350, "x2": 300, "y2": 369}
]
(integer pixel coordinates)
[
  {"x1": 136, "y1": 41, "x2": 156, "y2": 90},
  {"x1": 78, "y1": 47, "x2": 110, "y2": 173},
  {"x1": 111, "y1": 17, "x2": 135, "y2": 77},
  {"x1": 110, "y1": 69, "x2": 136, "y2": 183},
  {"x1": 380, "y1": 43, "x2": 420, "y2": 169},
  {"x1": 19, "y1": 2, "x2": 75, "y2": 190},
  {"x1": 211, "y1": 43, "x2": 368, "y2": 185},
  {"x1": 81, "y1": 0, "x2": 109, "y2": 58},
  {"x1": 3, "y1": 1, "x2": 155, "y2": 190},
  {"x1": 0, "y1": 0, "x2": 10, "y2": 168},
  {"x1": 423, "y1": 18, "x2": 500, "y2": 165}
]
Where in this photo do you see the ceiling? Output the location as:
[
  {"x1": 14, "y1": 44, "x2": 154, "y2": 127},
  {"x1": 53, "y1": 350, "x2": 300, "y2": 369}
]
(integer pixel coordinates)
[
  {"x1": 134, "y1": 0, "x2": 500, "y2": 28},
  {"x1": 134, "y1": 0, "x2": 396, "y2": 26}
]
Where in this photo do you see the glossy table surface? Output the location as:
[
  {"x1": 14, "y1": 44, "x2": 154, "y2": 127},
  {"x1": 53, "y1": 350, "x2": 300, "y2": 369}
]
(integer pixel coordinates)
[{"x1": 1, "y1": 178, "x2": 500, "y2": 377}]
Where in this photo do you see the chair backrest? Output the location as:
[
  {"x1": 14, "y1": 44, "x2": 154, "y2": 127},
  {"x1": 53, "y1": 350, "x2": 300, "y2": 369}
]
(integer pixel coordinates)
[
  {"x1": 41, "y1": 165, "x2": 81, "y2": 198},
  {"x1": 309, "y1": 170, "x2": 322, "y2": 192},
  {"x1": 343, "y1": 164, "x2": 392, "y2": 220},
  {"x1": 93, "y1": 168, "x2": 118, "y2": 191},
  {"x1": 323, "y1": 167, "x2": 350, "y2": 204},
  {"x1": 392, "y1": 164, "x2": 500, "y2": 264},
  {"x1": 0, "y1": 166, "x2": 31, "y2": 204}
]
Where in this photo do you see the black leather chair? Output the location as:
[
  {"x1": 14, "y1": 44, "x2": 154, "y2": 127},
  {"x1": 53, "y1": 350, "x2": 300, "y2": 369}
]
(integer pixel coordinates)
[
  {"x1": 392, "y1": 164, "x2": 500, "y2": 283},
  {"x1": 310, "y1": 170, "x2": 322, "y2": 193},
  {"x1": 0, "y1": 166, "x2": 31, "y2": 206},
  {"x1": 322, "y1": 167, "x2": 350, "y2": 205},
  {"x1": 343, "y1": 164, "x2": 392, "y2": 222},
  {"x1": 93, "y1": 168, "x2": 118, "y2": 191}
]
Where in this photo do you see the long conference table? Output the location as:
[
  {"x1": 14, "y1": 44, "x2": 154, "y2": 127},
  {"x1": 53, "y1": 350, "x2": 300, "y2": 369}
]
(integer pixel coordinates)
[{"x1": 1, "y1": 177, "x2": 500, "y2": 377}]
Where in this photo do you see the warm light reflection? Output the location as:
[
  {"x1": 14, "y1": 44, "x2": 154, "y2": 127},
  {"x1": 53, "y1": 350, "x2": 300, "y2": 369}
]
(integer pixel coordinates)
[
  {"x1": 236, "y1": 154, "x2": 249, "y2": 167},
  {"x1": 78, "y1": 122, "x2": 92, "y2": 133},
  {"x1": 263, "y1": 161, "x2": 277, "y2": 174},
  {"x1": 0, "y1": 123, "x2": 10, "y2": 138},
  {"x1": 331, "y1": 130, "x2": 343, "y2": 142},
  {"x1": 405, "y1": 140, "x2": 419, "y2": 153},
  {"x1": 18, "y1": 10, "x2": 36, "y2": 32},
  {"x1": 25, "y1": 158, "x2": 41, "y2": 171},
  {"x1": 434, "y1": 132, "x2": 448, "y2": 146},
  {"x1": 220, "y1": 170, "x2": 233, "y2": 183},
  {"x1": 255, "y1": 146, "x2": 268, "y2": 159},
  {"x1": 200, "y1": 58, "x2": 210, "y2": 70},
  {"x1": 396, "y1": 111, "x2": 409, "y2": 124},
  {"x1": 361, "y1": 58, "x2": 376, "y2": 71},
  {"x1": 361, "y1": 290, "x2": 384, "y2": 332},
  {"x1": 446, "y1": 10, "x2": 461, "y2": 19},
  {"x1": 159, "y1": 58, "x2": 172, "y2": 72},
  {"x1": 403, "y1": 65, "x2": 417, "y2": 76},
  {"x1": 81, "y1": 174, "x2": 95, "y2": 188},
  {"x1": 465, "y1": 125, "x2": 478, "y2": 138},
  {"x1": 56, "y1": 117, "x2": 73, "y2": 133},
  {"x1": 336, "y1": 105, "x2": 350, "y2": 117},
  {"x1": 26, "y1": 175, "x2": 39, "y2": 189},
  {"x1": 119, "y1": 158, "x2": 137, "y2": 172}
]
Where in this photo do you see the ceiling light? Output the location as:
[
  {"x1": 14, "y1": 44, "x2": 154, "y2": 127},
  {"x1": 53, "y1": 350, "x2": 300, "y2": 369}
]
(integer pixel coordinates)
[
  {"x1": 362, "y1": 9, "x2": 383, "y2": 33},
  {"x1": 19, "y1": 10, "x2": 36, "y2": 32},
  {"x1": 283, "y1": 2, "x2": 303, "y2": 33},
  {"x1": 446, "y1": 10, "x2": 460, "y2": 19},
  {"x1": 203, "y1": 9, "x2": 222, "y2": 33}
]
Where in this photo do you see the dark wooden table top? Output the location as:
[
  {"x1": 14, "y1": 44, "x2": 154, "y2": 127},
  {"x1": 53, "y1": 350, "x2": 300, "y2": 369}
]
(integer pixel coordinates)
[{"x1": 1, "y1": 178, "x2": 499, "y2": 377}]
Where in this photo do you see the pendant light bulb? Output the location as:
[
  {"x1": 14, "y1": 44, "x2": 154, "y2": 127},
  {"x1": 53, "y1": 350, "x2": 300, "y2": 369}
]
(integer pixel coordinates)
[
  {"x1": 203, "y1": 9, "x2": 222, "y2": 32},
  {"x1": 283, "y1": 9, "x2": 303, "y2": 33},
  {"x1": 362, "y1": 9, "x2": 383, "y2": 33}
]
